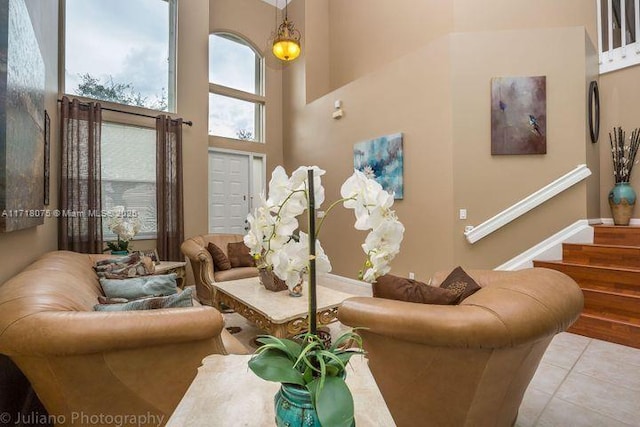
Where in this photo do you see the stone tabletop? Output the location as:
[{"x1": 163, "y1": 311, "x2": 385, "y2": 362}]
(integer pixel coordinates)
[
  {"x1": 166, "y1": 354, "x2": 396, "y2": 427},
  {"x1": 154, "y1": 260, "x2": 186, "y2": 274},
  {"x1": 213, "y1": 276, "x2": 356, "y2": 323}
]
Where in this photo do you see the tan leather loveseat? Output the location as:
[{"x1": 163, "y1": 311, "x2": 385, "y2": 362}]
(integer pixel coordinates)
[
  {"x1": 338, "y1": 268, "x2": 584, "y2": 427},
  {"x1": 0, "y1": 251, "x2": 247, "y2": 427},
  {"x1": 181, "y1": 234, "x2": 258, "y2": 305}
]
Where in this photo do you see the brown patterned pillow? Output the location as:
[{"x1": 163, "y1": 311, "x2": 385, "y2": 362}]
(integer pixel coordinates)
[
  {"x1": 94, "y1": 253, "x2": 155, "y2": 279},
  {"x1": 207, "y1": 242, "x2": 231, "y2": 271},
  {"x1": 227, "y1": 242, "x2": 256, "y2": 268},
  {"x1": 439, "y1": 266, "x2": 481, "y2": 303},
  {"x1": 373, "y1": 274, "x2": 461, "y2": 305}
]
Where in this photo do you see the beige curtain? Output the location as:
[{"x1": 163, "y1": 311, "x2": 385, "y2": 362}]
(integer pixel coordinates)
[
  {"x1": 156, "y1": 115, "x2": 184, "y2": 261},
  {"x1": 59, "y1": 96, "x2": 103, "y2": 253}
]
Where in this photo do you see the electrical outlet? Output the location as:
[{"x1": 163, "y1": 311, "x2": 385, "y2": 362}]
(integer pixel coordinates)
[
  {"x1": 409, "y1": 272, "x2": 415, "y2": 279},
  {"x1": 317, "y1": 210, "x2": 325, "y2": 218},
  {"x1": 459, "y1": 209, "x2": 467, "y2": 220}
]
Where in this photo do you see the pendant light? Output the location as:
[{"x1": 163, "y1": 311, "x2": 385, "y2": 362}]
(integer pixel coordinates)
[{"x1": 272, "y1": 0, "x2": 301, "y2": 61}]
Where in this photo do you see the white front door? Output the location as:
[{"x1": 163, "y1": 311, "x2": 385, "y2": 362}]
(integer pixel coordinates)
[{"x1": 208, "y1": 151, "x2": 250, "y2": 234}]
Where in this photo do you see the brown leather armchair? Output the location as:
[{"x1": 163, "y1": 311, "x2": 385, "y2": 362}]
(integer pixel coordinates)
[
  {"x1": 181, "y1": 234, "x2": 258, "y2": 306},
  {"x1": 0, "y1": 251, "x2": 247, "y2": 427},
  {"x1": 338, "y1": 268, "x2": 584, "y2": 427}
]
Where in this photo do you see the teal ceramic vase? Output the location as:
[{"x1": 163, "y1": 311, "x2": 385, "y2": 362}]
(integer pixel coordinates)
[
  {"x1": 608, "y1": 182, "x2": 636, "y2": 226},
  {"x1": 110, "y1": 250, "x2": 128, "y2": 256},
  {"x1": 274, "y1": 384, "x2": 320, "y2": 427}
]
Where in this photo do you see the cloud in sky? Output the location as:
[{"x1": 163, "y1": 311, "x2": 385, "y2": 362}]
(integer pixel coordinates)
[
  {"x1": 64, "y1": 0, "x2": 169, "y2": 104},
  {"x1": 64, "y1": 0, "x2": 262, "y2": 136}
]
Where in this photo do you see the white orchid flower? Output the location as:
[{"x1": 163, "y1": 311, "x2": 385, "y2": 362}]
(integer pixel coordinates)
[{"x1": 244, "y1": 165, "x2": 403, "y2": 287}]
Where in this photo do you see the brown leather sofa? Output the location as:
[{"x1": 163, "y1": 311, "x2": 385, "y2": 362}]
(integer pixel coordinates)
[
  {"x1": 181, "y1": 234, "x2": 258, "y2": 305},
  {"x1": 0, "y1": 251, "x2": 247, "y2": 427},
  {"x1": 338, "y1": 268, "x2": 584, "y2": 427}
]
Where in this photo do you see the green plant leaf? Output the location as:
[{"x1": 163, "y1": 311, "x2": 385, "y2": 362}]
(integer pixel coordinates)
[
  {"x1": 308, "y1": 376, "x2": 355, "y2": 427},
  {"x1": 255, "y1": 336, "x2": 302, "y2": 360},
  {"x1": 248, "y1": 349, "x2": 305, "y2": 385},
  {"x1": 330, "y1": 329, "x2": 365, "y2": 352},
  {"x1": 327, "y1": 350, "x2": 363, "y2": 371}
]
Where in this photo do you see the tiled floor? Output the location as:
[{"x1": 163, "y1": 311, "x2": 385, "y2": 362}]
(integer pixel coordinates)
[
  {"x1": 225, "y1": 313, "x2": 640, "y2": 427},
  {"x1": 516, "y1": 332, "x2": 640, "y2": 427}
]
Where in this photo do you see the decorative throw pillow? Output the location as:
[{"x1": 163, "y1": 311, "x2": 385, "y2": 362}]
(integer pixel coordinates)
[
  {"x1": 99, "y1": 273, "x2": 178, "y2": 300},
  {"x1": 94, "y1": 288, "x2": 194, "y2": 312},
  {"x1": 207, "y1": 242, "x2": 231, "y2": 271},
  {"x1": 227, "y1": 242, "x2": 256, "y2": 268},
  {"x1": 438, "y1": 266, "x2": 481, "y2": 303},
  {"x1": 372, "y1": 274, "x2": 461, "y2": 305},
  {"x1": 94, "y1": 253, "x2": 155, "y2": 279}
]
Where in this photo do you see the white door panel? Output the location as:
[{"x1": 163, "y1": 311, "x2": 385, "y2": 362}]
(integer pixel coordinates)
[{"x1": 208, "y1": 152, "x2": 250, "y2": 234}]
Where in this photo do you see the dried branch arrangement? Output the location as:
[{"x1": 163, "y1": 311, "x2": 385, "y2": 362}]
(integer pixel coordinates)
[{"x1": 610, "y1": 127, "x2": 640, "y2": 183}]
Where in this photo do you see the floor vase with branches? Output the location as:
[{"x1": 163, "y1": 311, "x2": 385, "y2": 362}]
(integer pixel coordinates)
[{"x1": 609, "y1": 127, "x2": 640, "y2": 225}]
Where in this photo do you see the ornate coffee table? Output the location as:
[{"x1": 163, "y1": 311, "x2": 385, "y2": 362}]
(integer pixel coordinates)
[
  {"x1": 212, "y1": 276, "x2": 355, "y2": 338},
  {"x1": 154, "y1": 260, "x2": 187, "y2": 288}
]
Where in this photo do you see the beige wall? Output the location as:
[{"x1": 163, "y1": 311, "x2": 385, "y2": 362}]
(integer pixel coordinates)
[
  {"x1": 0, "y1": 0, "x2": 60, "y2": 285},
  {"x1": 599, "y1": 66, "x2": 640, "y2": 218},
  {"x1": 450, "y1": 27, "x2": 593, "y2": 268},
  {"x1": 179, "y1": 1, "x2": 210, "y2": 241},
  {"x1": 320, "y1": 0, "x2": 596, "y2": 97},
  {"x1": 285, "y1": 37, "x2": 455, "y2": 281},
  {"x1": 326, "y1": 0, "x2": 454, "y2": 95},
  {"x1": 209, "y1": 0, "x2": 284, "y2": 181},
  {"x1": 284, "y1": 1, "x2": 598, "y2": 279},
  {"x1": 453, "y1": 0, "x2": 598, "y2": 47}
]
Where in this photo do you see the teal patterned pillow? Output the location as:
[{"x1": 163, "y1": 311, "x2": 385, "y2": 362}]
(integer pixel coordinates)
[
  {"x1": 93, "y1": 288, "x2": 193, "y2": 312},
  {"x1": 99, "y1": 273, "x2": 178, "y2": 300}
]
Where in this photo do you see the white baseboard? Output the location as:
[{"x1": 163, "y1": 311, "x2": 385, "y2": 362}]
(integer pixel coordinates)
[
  {"x1": 496, "y1": 220, "x2": 594, "y2": 271},
  {"x1": 600, "y1": 218, "x2": 640, "y2": 226}
]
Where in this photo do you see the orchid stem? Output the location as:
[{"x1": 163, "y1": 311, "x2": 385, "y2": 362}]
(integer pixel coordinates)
[
  {"x1": 315, "y1": 196, "x2": 355, "y2": 237},
  {"x1": 307, "y1": 169, "x2": 317, "y2": 336}
]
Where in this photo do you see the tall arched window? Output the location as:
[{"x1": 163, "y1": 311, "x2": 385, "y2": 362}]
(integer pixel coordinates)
[{"x1": 209, "y1": 33, "x2": 265, "y2": 142}]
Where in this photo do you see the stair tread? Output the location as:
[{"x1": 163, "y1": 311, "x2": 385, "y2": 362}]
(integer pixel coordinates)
[
  {"x1": 593, "y1": 225, "x2": 640, "y2": 246},
  {"x1": 535, "y1": 226, "x2": 640, "y2": 347},
  {"x1": 583, "y1": 286, "x2": 640, "y2": 298},
  {"x1": 580, "y1": 309, "x2": 640, "y2": 326},
  {"x1": 535, "y1": 259, "x2": 640, "y2": 272},
  {"x1": 593, "y1": 225, "x2": 640, "y2": 229},
  {"x1": 563, "y1": 242, "x2": 640, "y2": 250}
]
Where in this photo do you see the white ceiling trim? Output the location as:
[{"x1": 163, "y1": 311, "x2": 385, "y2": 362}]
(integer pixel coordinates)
[{"x1": 260, "y1": 0, "x2": 291, "y2": 9}]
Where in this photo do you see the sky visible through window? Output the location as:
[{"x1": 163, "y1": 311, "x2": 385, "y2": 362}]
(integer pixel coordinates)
[
  {"x1": 65, "y1": 0, "x2": 171, "y2": 111},
  {"x1": 208, "y1": 34, "x2": 262, "y2": 140},
  {"x1": 209, "y1": 34, "x2": 258, "y2": 94}
]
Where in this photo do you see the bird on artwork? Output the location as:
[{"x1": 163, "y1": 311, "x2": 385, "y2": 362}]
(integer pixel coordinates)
[
  {"x1": 499, "y1": 100, "x2": 507, "y2": 112},
  {"x1": 528, "y1": 114, "x2": 542, "y2": 136}
]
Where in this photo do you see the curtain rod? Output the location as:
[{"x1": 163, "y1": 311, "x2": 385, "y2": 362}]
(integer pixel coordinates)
[{"x1": 57, "y1": 98, "x2": 193, "y2": 127}]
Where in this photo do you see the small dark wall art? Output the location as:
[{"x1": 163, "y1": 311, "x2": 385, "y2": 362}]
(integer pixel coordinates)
[
  {"x1": 491, "y1": 76, "x2": 546, "y2": 155},
  {"x1": 44, "y1": 109, "x2": 50, "y2": 205}
]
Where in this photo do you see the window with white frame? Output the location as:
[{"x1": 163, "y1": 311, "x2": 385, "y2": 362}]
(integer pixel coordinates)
[
  {"x1": 101, "y1": 122, "x2": 157, "y2": 238},
  {"x1": 208, "y1": 33, "x2": 265, "y2": 142},
  {"x1": 64, "y1": 0, "x2": 177, "y2": 111}
]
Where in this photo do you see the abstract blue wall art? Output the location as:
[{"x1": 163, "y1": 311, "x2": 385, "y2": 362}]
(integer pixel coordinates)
[
  {"x1": 0, "y1": 0, "x2": 45, "y2": 231},
  {"x1": 353, "y1": 132, "x2": 404, "y2": 199},
  {"x1": 491, "y1": 76, "x2": 546, "y2": 155}
]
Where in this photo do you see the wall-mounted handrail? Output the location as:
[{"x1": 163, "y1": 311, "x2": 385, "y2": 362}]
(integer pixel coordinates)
[{"x1": 464, "y1": 164, "x2": 592, "y2": 244}]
